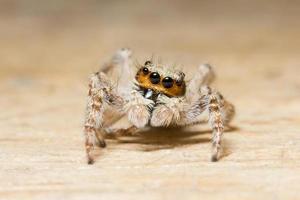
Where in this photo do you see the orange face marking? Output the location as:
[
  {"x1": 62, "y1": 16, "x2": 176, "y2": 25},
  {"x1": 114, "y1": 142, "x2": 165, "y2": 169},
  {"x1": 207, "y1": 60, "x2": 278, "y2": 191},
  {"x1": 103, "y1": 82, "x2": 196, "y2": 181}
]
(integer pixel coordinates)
[{"x1": 135, "y1": 68, "x2": 185, "y2": 97}]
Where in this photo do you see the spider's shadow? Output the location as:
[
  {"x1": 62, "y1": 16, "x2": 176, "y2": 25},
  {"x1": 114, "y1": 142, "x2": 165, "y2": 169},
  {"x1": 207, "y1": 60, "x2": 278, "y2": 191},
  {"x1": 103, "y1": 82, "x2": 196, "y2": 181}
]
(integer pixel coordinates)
[{"x1": 107, "y1": 125, "x2": 238, "y2": 153}]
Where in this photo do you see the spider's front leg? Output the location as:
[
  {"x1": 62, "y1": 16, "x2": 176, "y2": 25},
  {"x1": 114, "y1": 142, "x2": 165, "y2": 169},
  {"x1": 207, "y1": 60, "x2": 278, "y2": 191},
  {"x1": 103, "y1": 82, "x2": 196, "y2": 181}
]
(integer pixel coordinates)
[
  {"x1": 153, "y1": 88, "x2": 234, "y2": 161},
  {"x1": 204, "y1": 88, "x2": 226, "y2": 161},
  {"x1": 186, "y1": 64, "x2": 234, "y2": 161},
  {"x1": 84, "y1": 72, "x2": 124, "y2": 164},
  {"x1": 186, "y1": 63, "x2": 215, "y2": 100},
  {"x1": 193, "y1": 86, "x2": 235, "y2": 161}
]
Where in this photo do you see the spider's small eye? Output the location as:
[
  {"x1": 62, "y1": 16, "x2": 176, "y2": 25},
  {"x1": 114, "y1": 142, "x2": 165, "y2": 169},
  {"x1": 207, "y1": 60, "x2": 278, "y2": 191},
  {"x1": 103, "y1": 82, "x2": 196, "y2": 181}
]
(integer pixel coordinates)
[
  {"x1": 175, "y1": 79, "x2": 183, "y2": 86},
  {"x1": 149, "y1": 72, "x2": 160, "y2": 84},
  {"x1": 162, "y1": 77, "x2": 174, "y2": 88},
  {"x1": 145, "y1": 61, "x2": 152, "y2": 65},
  {"x1": 142, "y1": 67, "x2": 149, "y2": 75}
]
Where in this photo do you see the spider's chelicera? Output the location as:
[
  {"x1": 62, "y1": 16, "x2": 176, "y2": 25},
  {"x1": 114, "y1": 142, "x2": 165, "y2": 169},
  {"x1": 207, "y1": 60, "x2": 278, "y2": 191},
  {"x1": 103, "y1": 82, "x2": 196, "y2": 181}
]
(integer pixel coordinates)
[{"x1": 84, "y1": 49, "x2": 235, "y2": 164}]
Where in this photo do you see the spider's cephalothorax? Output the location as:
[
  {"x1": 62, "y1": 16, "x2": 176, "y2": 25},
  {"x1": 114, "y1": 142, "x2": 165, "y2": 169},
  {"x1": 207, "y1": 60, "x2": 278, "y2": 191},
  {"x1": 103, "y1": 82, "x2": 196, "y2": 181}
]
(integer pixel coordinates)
[
  {"x1": 84, "y1": 49, "x2": 235, "y2": 164},
  {"x1": 135, "y1": 61, "x2": 185, "y2": 101}
]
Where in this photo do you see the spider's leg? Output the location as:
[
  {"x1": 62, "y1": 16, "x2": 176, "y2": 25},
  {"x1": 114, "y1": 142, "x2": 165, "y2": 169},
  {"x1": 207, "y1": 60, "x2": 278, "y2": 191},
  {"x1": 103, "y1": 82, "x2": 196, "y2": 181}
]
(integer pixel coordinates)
[
  {"x1": 186, "y1": 64, "x2": 215, "y2": 100},
  {"x1": 100, "y1": 48, "x2": 135, "y2": 97},
  {"x1": 100, "y1": 48, "x2": 132, "y2": 74},
  {"x1": 220, "y1": 94, "x2": 235, "y2": 125},
  {"x1": 152, "y1": 84, "x2": 234, "y2": 161},
  {"x1": 206, "y1": 90, "x2": 225, "y2": 162},
  {"x1": 84, "y1": 72, "x2": 124, "y2": 164},
  {"x1": 182, "y1": 86, "x2": 235, "y2": 161}
]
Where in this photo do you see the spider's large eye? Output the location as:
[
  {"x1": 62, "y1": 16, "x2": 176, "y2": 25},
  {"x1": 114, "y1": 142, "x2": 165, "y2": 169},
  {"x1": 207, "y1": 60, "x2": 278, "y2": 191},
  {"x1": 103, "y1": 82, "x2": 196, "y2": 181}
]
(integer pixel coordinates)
[
  {"x1": 149, "y1": 72, "x2": 160, "y2": 84},
  {"x1": 145, "y1": 60, "x2": 152, "y2": 65},
  {"x1": 162, "y1": 77, "x2": 174, "y2": 88},
  {"x1": 142, "y1": 67, "x2": 149, "y2": 75}
]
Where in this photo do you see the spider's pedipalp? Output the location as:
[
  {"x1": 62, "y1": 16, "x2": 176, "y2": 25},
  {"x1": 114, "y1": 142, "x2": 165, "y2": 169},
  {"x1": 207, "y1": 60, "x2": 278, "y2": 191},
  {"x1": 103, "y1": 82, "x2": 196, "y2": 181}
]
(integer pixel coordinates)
[
  {"x1": 125, "y1": 90, "x2": 154, "y2": 128},
  {"x1": 150, "y1": 94, "x2": 182, "y2": 127}
]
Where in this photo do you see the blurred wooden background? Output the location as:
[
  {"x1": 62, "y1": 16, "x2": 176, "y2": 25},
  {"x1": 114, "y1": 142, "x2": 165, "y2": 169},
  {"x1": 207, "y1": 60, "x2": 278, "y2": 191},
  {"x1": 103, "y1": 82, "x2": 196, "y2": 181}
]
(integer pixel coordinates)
[{"x1": 0, "y1": 0, "x2": 299, "y2": 199}]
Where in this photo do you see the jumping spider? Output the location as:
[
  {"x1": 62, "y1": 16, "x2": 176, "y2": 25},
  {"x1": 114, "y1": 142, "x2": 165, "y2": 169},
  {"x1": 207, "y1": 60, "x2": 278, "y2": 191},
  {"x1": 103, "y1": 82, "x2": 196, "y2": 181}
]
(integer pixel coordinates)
[{"x1": 84, "y1": 48, "x2": 235, "y2": 164}]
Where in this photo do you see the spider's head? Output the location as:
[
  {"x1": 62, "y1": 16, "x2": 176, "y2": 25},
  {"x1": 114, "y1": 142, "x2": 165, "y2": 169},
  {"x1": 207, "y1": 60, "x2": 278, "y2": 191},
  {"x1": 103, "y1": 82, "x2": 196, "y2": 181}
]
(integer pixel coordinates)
[{"x1": 135, "y1": 61, "x2": 186, "y2": 97}]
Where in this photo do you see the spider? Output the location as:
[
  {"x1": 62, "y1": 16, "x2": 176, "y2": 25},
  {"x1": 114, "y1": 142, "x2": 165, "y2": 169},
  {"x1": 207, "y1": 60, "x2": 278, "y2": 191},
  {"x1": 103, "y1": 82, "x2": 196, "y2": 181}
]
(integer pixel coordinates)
[{"x1": 84, "y1": 48, "x2": 235, "y2": 164}]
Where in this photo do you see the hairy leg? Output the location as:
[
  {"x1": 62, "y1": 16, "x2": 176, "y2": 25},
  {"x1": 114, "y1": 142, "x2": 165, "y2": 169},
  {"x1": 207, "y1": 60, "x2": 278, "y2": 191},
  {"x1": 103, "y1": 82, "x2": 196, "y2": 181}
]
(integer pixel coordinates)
[
  {"x1": 98, "y1": 48, "x2": 136, "y2": 128},
  {"x1": 152, "y1": 85, "x2": 234, "y2": 161},
  {"x1": 220, "y1": 97, "x2": 235, "y2": 125},
  {"x1": 84, "y1": 72, "x2": 124, "y2": 164},
  {"x1": 100, "y1": 48, "x2": 132, "y2": 74},
  {"x1": 100, "y1": 48, "x2": 134, "y2": 97},
  {"x1": 206, "y1": 91, "x2": 224, "y2": 162},
  {"x1": 186, "y1": 86, "x2": 235, "y2": 161},
  {"x1": 186, "y1": 64, "x2": 215, "y2": 100}
]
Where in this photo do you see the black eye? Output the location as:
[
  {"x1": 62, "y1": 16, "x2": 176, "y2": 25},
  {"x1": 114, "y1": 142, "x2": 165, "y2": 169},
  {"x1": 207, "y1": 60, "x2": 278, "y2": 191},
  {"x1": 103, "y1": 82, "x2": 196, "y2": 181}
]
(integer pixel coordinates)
[
  {"x1": 145, "y1": 61, "x2": 152, "y2": 65},
  {"x1": 142, "y1": 67, "x2": 149, "y2": 75},
  {"x1": 149, "y1": 72, "x2": 160, "y2": 84},
  {"x1": 162, "y1": 77, "x2": 174, "y2": 88}
]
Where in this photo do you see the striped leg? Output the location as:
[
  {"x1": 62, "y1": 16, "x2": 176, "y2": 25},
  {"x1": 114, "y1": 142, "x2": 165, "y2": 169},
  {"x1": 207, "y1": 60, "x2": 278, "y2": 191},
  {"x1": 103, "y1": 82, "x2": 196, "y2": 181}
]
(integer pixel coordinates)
[
  {"x1": 164, "y1": 86, "x2": 235, "y2": 161},
  {"x1": 84, "y1": 72, "x2": 123, "y2": 164},
  {"x1": 208, "y1": 94, "x2": 224, "y2": 161}
]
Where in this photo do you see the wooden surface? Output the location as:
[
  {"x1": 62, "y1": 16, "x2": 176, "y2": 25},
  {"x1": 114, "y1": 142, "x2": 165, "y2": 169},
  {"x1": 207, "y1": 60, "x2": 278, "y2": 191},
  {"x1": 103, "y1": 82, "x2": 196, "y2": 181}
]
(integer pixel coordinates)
[{"x1": 0, "y1": 1, "x2": 300, "y2": 199}]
